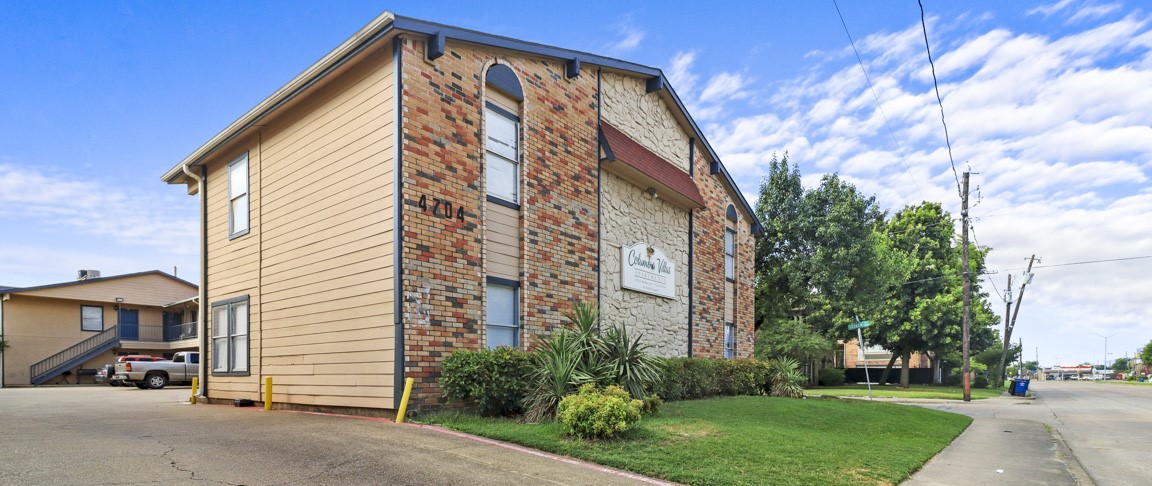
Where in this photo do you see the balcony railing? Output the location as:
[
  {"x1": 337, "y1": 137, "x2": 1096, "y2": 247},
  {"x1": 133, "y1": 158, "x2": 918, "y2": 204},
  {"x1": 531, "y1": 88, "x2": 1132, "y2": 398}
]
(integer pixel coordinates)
[{"x1": 122, "y1": 322, "x2": 198, "y2": 342}]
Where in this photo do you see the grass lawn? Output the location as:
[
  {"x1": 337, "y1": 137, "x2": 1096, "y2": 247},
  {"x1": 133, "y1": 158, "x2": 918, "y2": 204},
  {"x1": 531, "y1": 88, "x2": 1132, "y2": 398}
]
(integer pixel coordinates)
[
  {"x1": 807, "y1": 384, "x2": 1003, "y2": 400},
  {"x1": 423, "y1": 395, "x2": 971, "y2": 485}
]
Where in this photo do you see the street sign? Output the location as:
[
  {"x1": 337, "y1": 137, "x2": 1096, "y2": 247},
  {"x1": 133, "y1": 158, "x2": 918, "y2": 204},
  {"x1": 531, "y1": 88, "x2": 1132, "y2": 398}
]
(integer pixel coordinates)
[{"x1": 848, "y1": 320, "x2": 871, "y2": 330}]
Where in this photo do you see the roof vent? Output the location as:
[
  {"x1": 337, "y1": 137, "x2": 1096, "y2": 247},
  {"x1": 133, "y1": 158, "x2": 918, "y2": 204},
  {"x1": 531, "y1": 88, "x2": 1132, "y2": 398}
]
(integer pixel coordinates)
[{"x1": 77, "y1": 270, "x2": 101, "y2": 280}]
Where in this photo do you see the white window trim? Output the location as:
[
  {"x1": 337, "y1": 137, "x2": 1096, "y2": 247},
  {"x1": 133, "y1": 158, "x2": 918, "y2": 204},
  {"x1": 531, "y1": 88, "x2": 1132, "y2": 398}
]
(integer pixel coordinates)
[
  {"x1": 485, "y1": 105, "x2": 520, "y2": 206},
  {"x1": 724, "y1": 322, "x2": 736, "y2": 359},
  {"x1": 485, "y1": 278, "x2": 520, "y2": 350},
  {"x1": 724, "y1": 228, "x2": 736, "y2": 281},
  {"x1": 81, "y1": 305, "x2": 103, "y2": 332},
  {"x1": 211, "y1": 296, "x2": 249, "y2": 375},
  {"x1": 228, "y1": 153, "x2": 250, "y2": 238}
]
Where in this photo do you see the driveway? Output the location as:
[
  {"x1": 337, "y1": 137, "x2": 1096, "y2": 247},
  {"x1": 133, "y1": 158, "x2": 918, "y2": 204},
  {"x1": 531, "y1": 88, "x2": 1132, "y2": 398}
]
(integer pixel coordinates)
[{"x1": 0, "y1": 386, "x2": 666, "y2": 485}]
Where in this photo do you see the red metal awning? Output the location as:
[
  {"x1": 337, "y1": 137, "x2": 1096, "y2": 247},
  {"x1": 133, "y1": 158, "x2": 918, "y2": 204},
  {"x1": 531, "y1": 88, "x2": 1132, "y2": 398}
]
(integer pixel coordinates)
[{"x1": 599, "y1": 122, "x2": 705, "y2": 210}]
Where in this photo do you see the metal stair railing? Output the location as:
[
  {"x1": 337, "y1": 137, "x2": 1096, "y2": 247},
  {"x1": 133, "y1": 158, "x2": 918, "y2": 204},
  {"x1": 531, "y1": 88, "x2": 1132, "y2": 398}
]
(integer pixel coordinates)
[{"x1": 30, "y1": 325, "x2": 119, "y2": 385}]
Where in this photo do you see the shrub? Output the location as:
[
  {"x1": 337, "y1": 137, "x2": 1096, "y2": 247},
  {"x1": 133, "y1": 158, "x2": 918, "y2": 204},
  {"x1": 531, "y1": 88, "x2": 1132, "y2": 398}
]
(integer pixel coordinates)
[
  {"x1": 440, "y1": 348, "x2": 533, "y2": 416},
  {"x1": 973, "y1": 375, "x2": 990, "y2": 389},
  {"x1": 640, "y1": 394, "x2": 663, "y2": 415},
  {"x1": 653, "y1": 358, "x2": 771, "y2": 401},
  {"x1": 557, "y1": 384, "x2": 643, "y2": 439},
  {"x1": 818, "y1": 368, "x2": 846, "y2": 387}
]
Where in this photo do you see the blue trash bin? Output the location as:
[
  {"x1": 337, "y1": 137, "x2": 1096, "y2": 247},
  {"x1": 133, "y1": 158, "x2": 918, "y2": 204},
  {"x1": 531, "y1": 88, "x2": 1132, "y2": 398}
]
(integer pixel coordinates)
[{"x1": 1014, "y1": 379, "x2": 1030, "y2": 396}]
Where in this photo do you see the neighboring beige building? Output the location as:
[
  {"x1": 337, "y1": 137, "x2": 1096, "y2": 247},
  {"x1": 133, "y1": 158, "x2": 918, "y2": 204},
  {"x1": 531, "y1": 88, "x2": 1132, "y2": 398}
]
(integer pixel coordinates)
[
  {"x1": 0, "y1": 271, "x2": 198, "y2": 386},
  {"x1": 161, "y1": 12, "x2": 762, "y2": 414}
]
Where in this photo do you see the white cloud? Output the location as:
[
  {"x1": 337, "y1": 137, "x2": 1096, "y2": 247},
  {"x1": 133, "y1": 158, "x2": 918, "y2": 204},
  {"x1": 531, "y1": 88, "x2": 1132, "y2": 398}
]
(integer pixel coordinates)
[
  {"x1": 0, "y1": 163, "x2": 197, "y2": 256},
  {"x1": 705, "y1": 7, "x2": 1152, "y2": 364},
  {"x1": 666, "y1": 51, "x2": 698, "y2": 95},
  {"x1": 699, "y1": 72, "x2": 750, "y2": 103},
  {"x1": 605, "y1": 17, "x2": 645, "y2": 54}
]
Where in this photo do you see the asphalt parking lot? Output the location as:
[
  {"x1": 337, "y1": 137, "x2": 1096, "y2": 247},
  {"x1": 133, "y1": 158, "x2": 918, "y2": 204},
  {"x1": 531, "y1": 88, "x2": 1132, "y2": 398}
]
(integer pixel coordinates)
[{"x1": 0, "y1": 386, "x2": 665, "y2": 485}]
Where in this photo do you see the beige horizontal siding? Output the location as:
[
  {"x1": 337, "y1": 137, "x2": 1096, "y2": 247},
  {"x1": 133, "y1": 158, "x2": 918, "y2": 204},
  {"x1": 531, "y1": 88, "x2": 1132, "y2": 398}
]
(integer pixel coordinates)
[
  {"x1": 724, "y1": 281, "x2": 735, "y2": 323},
  {"x1": 195, "y1": 42, "x2": 396, "y2": 410},
  {"x1": 486, "y1": 202, "x2": 519, "y2": 279},
  {"x1": 17, "y1": 273, "x2": 195, "y2": 306}
]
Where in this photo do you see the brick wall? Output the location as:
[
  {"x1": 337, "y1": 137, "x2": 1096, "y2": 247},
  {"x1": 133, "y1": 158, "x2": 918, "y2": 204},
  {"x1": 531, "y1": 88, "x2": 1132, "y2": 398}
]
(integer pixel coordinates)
[
  {"x1": 398, "y1": 37, "x2": 598, "y2": 408},
  {"x1": 691, "y1": 151, "x2": 756, "y2": 359}
]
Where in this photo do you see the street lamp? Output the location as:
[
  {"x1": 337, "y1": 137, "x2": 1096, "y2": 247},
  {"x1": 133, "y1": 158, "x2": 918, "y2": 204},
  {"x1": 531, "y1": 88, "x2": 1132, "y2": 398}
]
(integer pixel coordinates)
[{"x1": 1091, "y1": 332, "x2": 1119, "y2": 371}]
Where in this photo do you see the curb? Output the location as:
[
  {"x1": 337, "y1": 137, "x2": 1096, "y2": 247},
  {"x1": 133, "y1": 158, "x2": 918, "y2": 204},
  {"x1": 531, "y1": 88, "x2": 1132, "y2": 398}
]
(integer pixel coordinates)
[{"x1": 1048, "y1": 426, "x2": 1095, "y2": 485}]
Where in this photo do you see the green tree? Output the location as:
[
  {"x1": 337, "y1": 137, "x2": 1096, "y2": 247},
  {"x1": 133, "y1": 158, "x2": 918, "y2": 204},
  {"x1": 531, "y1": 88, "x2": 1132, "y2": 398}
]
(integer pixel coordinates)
[
  {"x1": 754, "y1": 156, "x2": 908, "y2": 363},
  {"x1": 1112, "y1": 357, "x2": 1130, "y2": 372},
  {"x1": 1141, "y1": 341, "x2": 1152, "y2": 367},
  {"x1": 873, "y1": 202, "x2": 1000, "y2": 387}
]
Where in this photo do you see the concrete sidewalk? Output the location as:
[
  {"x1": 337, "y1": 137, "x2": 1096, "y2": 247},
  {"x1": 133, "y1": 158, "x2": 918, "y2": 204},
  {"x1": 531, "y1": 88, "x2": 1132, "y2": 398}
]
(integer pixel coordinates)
[{"x1": 901, "y1": 394, "x2": 1091, "y2": 485}]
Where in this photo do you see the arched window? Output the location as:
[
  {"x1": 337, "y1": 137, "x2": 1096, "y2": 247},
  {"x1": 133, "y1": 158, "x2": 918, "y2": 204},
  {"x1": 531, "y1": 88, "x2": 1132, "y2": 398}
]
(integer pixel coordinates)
[{"x1": 484, "y1": 65, "x2": 523, "y2": 205}]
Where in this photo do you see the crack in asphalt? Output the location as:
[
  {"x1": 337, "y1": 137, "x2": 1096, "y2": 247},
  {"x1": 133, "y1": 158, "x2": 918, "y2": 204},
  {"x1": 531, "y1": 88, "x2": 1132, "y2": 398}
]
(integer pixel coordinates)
[{"x1": 156, "y1": 439, "x2": 237, "y2": 485}]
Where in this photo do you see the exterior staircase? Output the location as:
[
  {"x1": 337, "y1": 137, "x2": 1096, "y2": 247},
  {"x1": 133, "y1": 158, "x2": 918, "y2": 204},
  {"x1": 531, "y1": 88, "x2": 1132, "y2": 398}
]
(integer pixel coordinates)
[{"x1": 30, "y1": 326, "x2": 119, "y2": 385}]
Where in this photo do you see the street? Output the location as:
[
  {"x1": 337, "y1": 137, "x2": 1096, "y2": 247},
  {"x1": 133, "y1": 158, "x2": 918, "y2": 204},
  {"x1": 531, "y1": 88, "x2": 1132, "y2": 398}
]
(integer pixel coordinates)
[
  {"x1": 914, "y1": 380, "x2": 1152, "y2": 486},
  {"x1": 0, "y1": 386, "x2": 662, "y2": 486}
]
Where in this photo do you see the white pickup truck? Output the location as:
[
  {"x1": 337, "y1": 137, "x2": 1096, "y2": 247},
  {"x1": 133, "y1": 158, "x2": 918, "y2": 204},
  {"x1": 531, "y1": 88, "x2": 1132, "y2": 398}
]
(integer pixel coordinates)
[{"x1": 113, "y1": 351, "x2": 199, "y2": 389}]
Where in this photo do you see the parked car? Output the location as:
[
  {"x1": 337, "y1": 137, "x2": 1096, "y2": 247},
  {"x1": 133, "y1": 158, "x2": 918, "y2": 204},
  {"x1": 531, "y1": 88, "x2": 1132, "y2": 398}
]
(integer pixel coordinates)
[
  {"x1": 112, "y1": 351, "x2": 197, "y2": 389},
  {"x1": 98, "y1": 355, "x2": 168, "y2": 386}
]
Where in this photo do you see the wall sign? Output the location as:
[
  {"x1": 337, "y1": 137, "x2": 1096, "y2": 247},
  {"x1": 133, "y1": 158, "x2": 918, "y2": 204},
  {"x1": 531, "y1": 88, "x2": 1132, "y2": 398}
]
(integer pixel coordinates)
[{"x1": 621, "y1": 242, "x2": 676, "y2": 299}]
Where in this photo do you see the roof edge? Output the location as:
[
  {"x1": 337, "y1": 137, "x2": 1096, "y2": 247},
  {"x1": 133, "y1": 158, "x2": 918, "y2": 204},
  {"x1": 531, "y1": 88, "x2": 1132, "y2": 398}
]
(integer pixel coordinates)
[
  {"x1": 5, "y1": 270, "x2": 197, "y2": 294},
  {"x1": 158, "y1": 11, "x2": 764, "y2": 237}
]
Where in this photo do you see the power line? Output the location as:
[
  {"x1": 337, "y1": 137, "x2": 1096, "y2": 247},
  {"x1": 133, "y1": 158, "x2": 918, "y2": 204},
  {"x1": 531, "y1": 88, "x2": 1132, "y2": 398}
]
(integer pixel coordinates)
[
  {"x1": 831, "y1": 0, "x2": 925, "y2": 200},
  {"x1": 1034, "y1": 255, "x2": 1152, "y2": 269},
  {"x1": 917, "y1": 0, "x2": 963, "y2": 200},
  {"x1": 967, "y1": 223, "x2": 1005, "y2": 302}
]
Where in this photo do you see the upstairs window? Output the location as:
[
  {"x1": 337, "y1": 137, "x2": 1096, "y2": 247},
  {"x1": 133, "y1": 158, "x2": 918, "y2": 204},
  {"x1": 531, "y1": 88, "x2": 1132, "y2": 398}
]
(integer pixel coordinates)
[
  {"x1": 484, "y1": 64, "x2": 523, "y2": 208},
  {"x1": 724, "y1": 229, "x2": 736, "y2": 281},
  {"x1": 228, "y1": 154, "x2": 249, "y2": 237},
  {"x1": 81, "y1": 305, "x2": 103, "y2": 332},
  {"x1": 485, "y1": 106, "x2": 519, "y2": 204}
]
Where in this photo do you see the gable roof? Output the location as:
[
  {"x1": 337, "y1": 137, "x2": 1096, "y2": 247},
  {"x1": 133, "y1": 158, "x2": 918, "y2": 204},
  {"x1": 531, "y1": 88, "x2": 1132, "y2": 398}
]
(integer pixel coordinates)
[
  {"x1": 161, "y1": 12, "x2": 763, "y2": 235},
  {"x1": 3, "y1": 270, "x2": 196, "y2": 295}
]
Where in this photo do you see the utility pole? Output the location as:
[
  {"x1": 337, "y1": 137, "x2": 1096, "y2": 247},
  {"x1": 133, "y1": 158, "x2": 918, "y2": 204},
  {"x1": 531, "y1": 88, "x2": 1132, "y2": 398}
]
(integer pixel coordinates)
[
  {"x1": 999, "y1": 254, "x2": 1038, "y2": 388},
  {"x1": 998, "y1": 274, "x2": 1012, "y2": 386},
  {"x1": 961, "y1": 172, "x2": 971, "y2": 402}
]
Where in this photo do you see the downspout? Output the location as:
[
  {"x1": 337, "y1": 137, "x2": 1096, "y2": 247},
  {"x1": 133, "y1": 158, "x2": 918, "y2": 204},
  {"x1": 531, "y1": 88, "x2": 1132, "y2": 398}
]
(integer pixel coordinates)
[
  {"x1": 595, "y1": 69, "x2": 602, "y2": 326},
  {"x1": 392, "y1": 36, "x2": 406, "y2": 410},
  {"x1": 687, "y1": 138, "x2": 695, "y2": 358},
  {"x1": 182, "y1": 163, "x2": 208, "y2": 400}
]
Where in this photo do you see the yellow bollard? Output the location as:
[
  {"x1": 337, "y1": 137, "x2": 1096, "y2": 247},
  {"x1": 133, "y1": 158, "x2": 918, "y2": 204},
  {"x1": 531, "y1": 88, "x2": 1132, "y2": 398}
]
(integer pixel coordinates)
[
  {"x1": 265, "y1": 376, "x2": 273, "y2": 411},
  {"x1": 190, "y1": 377, "x2": 198, "y2": 404},
  {"x1": 396, "y1": 377, "x2": 415, "y2": 423}
]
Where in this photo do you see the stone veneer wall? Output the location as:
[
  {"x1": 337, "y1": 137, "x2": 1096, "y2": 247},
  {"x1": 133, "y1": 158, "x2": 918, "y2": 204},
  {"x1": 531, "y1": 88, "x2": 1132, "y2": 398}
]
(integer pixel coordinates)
[
  {"x1": 599, "y1": 73, "x2": 691, "y2": 173},
  {"x1": 599, "y1": 171, "x2": 691, "y2": 357},
  {"x1": 398, "y1": 37, "x2": 599, "y2": 408}
]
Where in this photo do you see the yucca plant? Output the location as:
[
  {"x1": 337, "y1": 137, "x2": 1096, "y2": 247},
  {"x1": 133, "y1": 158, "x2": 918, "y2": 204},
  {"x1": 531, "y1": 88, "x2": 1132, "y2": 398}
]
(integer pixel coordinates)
[
  {"x1": 601, "y1": 325, "x2": 664, "y2": 399},
  {"x1": 526, "y1": 330, "x2": 595, "y2": 422},
  {"x1": 768, "y1": 357, "x2": 806, "y2": 398}
]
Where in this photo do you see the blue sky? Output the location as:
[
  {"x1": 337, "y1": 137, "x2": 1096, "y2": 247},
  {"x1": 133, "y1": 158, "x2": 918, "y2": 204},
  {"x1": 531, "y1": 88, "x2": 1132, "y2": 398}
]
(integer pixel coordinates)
[{"x1": 2, "y1": 1, "x2": 1149, "y2": 367}]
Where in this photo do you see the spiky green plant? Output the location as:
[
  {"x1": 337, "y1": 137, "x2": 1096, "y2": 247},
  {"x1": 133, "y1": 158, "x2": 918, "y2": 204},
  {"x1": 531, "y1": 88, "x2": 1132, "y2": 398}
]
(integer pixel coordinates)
[
  {"x1": 768, "y1": 357, "x2": 806, "y2": 398},
  {"x1": 601, "y1": 325, "x2": 665, "y2": 399},
  {"x1": 526, "y1": 330, "x2": 595, "y2": 422}
]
